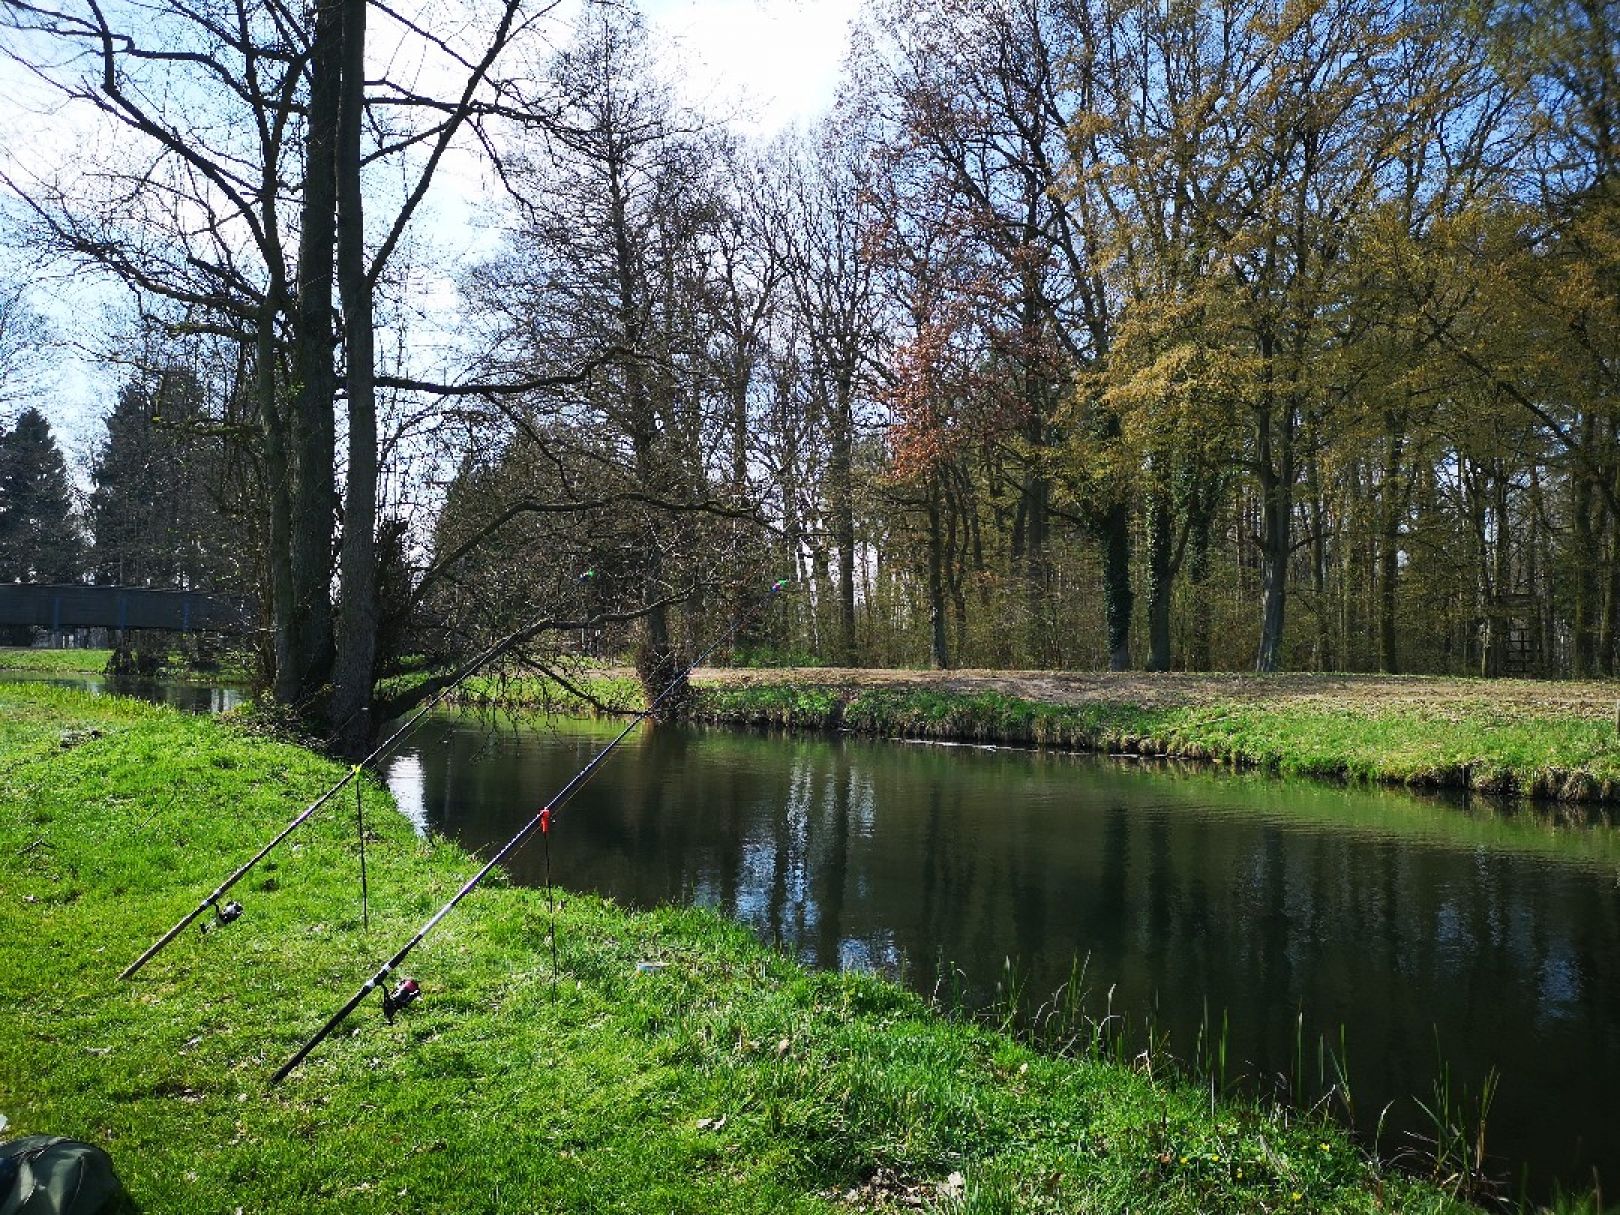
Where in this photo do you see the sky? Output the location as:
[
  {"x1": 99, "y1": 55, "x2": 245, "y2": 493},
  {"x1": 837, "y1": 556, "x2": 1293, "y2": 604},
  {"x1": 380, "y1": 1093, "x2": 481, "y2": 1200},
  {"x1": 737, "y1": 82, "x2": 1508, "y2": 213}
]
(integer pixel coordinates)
[
  {"x1": 0, "y1": 0, "x2": 862, "y2": 467},
  {"x1": 645, "y1": 0, "x2": 861, "y2": 133}
]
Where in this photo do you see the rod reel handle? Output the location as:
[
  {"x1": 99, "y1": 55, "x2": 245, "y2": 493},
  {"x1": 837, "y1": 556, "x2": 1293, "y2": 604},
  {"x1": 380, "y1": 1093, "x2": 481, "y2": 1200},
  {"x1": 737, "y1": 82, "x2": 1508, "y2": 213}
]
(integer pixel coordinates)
[
  {"x1": 198, "y1": 900, "x2": 243, "y2": 935},
  {"x1": 381, "y1": 977, "x2": 421, "y2": 1023}
]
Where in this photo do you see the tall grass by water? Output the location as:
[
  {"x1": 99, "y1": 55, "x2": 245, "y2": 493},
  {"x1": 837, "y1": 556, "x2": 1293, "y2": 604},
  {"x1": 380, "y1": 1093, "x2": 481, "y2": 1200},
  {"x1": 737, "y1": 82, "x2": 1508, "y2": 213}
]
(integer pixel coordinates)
[{"x1": 949, "y1": 955, "x2": 1540, "y2": 1211}]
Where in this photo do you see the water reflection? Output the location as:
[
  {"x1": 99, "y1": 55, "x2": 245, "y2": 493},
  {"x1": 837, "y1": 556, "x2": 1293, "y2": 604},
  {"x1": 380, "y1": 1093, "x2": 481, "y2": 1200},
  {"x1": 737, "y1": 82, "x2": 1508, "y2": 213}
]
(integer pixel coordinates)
[{"x1": 385, "y1": 714, "x2": 1620, "y2": 1198}]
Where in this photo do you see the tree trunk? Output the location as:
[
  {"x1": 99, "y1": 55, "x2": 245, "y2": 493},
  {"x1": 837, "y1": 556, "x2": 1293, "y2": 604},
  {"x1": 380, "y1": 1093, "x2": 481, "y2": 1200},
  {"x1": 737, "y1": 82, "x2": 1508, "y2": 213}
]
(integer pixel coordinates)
[
  {"x1": 1145, "y1": 483, "x2": 1173, "y2": 672},
  {"x1": 1255, "y1": 394, "x2": 1294, "y2": 673},
  {"x1": 731, "y1": 366, "x2": 750, "y2": 492},
  {"x1": 1102, "y1": 499, "x2": 1132, "y2": 671},
  {"x1": 329, "y1": 0, "x2": 377, "y2": 755},
  {"x1": 1605, "y1": 488, "x2": 1620, "y2": 676},
  {"x1": 829, "y1": 385, "x2": 857, "y2": 665},
  {"x1": 284, "y1": 0, "x2": 342, "y2": 705},
  {"x1": 1021, "y1": 468, "x2": 1050, "y2": 663},
  {"x1": 256, "y1": 301, "x2": 296, "y2": 695},
  {"x1": 1528, "y1": 464, "x2": 1552, "y2": 674},
  {"x1": 926, "y1": 481, "x2": 950, "y2": 670},
  {"x1": 1306, "y1": 451, "x2": 1330, "y2": 671},
  {"x1": 1572, "y1": 444, "x2": 1598, "y2": 676},
  {"x1": 1185, "y1": 479, "x2": 1215, "y2": 672},
  {"x1": 1379, "y1": 412, "x2": 1405, "y2": 674},
  {"x1": 1492, "y1": 461, "x2": 1513, "y2": 674}
]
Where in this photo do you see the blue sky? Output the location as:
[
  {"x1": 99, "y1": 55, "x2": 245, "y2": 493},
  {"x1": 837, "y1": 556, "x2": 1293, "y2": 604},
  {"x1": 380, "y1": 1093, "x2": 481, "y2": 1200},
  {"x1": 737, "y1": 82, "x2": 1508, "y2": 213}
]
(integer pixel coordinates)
[{"x1": 1, "y1": 0, "x2": 859, "y2": 469}]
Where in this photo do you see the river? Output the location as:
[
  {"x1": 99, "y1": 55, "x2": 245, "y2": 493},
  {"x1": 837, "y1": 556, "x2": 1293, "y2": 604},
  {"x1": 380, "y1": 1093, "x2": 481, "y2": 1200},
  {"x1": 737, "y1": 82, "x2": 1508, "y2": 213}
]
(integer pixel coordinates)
[{"x1": 384, "y1": 712, "x2": 1619, "y2": 1201}]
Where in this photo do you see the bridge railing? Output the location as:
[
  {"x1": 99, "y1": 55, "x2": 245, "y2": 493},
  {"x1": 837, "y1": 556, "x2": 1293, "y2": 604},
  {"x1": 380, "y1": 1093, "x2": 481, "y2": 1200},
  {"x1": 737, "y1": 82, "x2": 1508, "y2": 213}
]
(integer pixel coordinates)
[{"x1": 0, "y1": 584, "x2": 255, "y2": 633}]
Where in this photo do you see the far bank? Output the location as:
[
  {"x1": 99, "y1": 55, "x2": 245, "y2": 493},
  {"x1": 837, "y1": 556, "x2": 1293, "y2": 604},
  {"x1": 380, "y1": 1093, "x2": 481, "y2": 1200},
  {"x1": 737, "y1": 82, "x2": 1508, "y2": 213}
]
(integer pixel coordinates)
[
  {"x1": 11, "y1": 643, "x2": 1616, "y2": 804},
  {"x1": 459, "y1": 666, "x2": 1620, "y2": 805}
]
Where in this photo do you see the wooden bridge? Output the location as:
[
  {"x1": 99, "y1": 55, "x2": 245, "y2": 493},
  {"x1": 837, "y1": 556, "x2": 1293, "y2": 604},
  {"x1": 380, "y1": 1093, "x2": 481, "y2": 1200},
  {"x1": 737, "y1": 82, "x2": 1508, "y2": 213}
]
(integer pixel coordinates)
[{"x1": 0, "y1": 584, "x2": 253, "y2": 633}]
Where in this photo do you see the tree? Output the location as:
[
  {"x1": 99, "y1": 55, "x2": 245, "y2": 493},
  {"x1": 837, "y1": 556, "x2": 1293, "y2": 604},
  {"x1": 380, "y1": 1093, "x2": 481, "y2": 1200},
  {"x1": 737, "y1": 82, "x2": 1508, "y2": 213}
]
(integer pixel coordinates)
[
  {"x1": 0, "y1": 276, "x2": 51, "y2": 416},
  {"x1": 762, "y1": 125, "x2": 883, "y2": 666},
  {"x1": 866, "y1": 0, "x2": 1131, "y2": 667},
  {"x1": 1140, "y1": 0, "x2": 1413, "y2": 671},
  {"x1": 447, "y1": 3, "x2": 780, "y2": 703},
  {"x1": 0, "y1": 406, "x2": 82, "y2": 583},
  {"x1": 88, "y1": 370, "x2": 237, "y2": 589},
  {"x1": 3, "y1": 0, "x2": 534, "y2": 750}
]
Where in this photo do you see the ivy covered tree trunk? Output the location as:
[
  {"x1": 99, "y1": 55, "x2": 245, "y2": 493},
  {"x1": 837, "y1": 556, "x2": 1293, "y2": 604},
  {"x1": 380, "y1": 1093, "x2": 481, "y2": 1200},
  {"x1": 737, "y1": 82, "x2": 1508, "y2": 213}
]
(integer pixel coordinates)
[
  {"x1": 1145, "y1": 483, "x2": 1174, "y2": 672},
  {"x1": 1185, "y1": 486, "x2": 1215, "y2": 673},
  {"x1": 1102, "y1": 499, "x2": 1132, "y2": 671},
  {"x1": 1379, "y1": 411, "x2": 1405, "y2": 675},
  {"x1": 1255, "y1": 392, "x2": 1295, "y2": 674}
]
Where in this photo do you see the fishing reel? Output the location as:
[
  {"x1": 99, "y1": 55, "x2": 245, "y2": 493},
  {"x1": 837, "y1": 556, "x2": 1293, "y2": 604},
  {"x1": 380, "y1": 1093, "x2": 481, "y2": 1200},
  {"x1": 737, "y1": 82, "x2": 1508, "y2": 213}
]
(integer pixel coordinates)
[
  {"x1": 198, "y1": 900, "x2": 243, "y2": 934},
  {"x1": 381, "y1": 977, "x2": 421, "y2": 1023}
]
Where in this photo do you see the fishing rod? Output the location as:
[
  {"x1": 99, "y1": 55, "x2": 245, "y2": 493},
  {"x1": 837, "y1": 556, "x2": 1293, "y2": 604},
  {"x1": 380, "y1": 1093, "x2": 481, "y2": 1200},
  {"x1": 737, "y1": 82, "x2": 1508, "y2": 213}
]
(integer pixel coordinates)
[
  {"x1": 119, "y1": 576, "x2": 625, "y2": 982},
  {"x1": 270, "y1": 576, "x2": 790, "y2": 1085}
]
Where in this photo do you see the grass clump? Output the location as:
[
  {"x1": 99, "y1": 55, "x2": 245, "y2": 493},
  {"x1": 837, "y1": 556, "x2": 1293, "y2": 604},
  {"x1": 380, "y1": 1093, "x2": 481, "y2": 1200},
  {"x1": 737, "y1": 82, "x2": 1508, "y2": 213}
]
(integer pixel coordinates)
[
  {"x1": 0, "y1": 682, "x2": 1488, "y2": 1213},
  {"x1": 0, "y1": 646, "x2": 115, "y2": 673},
  {"x1": 0, "y1": 646, "x2": 253, "y2": 682},
  {"x1": 376, "y1": 665, "x2": 644, "y2": 717}
]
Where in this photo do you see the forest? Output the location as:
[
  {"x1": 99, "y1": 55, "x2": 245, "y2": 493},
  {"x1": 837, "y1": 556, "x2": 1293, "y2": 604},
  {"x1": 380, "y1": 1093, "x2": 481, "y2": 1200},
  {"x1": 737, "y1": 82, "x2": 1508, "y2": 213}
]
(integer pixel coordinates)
[{"x1": 1, "y1": 0, "x2": 1617, "y2": 748}]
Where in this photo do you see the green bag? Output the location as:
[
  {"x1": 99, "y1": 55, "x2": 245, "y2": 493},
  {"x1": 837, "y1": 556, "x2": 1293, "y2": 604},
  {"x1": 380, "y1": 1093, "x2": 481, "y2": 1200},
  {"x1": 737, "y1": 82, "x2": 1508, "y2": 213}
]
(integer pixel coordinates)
[{"x1": 0, "y1": 1137, "x2": 131, "y2": 1215}]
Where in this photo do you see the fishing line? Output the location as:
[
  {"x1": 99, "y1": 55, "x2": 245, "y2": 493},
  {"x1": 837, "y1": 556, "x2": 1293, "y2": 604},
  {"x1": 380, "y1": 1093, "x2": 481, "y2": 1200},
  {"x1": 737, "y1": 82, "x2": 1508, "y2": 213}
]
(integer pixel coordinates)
[
  {"x1": 270, "y1": 577, "x2": 791, "y2": 1085},
  {"x1": 355, "y1": 778, "x2": 370, "y2": 932},
  {"x1": 543, "y1": 816, "x2": 557, "y2": 999},
  {"x1": 119, "y1": 582, "x2": 654, "y2": 981}
]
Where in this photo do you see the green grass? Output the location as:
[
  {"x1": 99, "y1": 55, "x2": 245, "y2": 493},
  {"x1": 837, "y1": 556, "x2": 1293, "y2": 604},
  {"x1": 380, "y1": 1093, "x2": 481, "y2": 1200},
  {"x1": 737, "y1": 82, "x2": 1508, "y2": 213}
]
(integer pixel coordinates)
[
  {"x1": 0, "y1": 646, "x2": 114, "y2": 672},
  {"x1": 689, "y1": 683, "x2": 1620, "y2": 803},
  {"x1": 376, "y1": 665, "x2": 643, "y2": 717},
  {"x1": 0, "y1": 647, "x2": 252, "y2": 682},
  {"x1": 0, "y1": 683, "x2": 1513, "y2": 1214}
]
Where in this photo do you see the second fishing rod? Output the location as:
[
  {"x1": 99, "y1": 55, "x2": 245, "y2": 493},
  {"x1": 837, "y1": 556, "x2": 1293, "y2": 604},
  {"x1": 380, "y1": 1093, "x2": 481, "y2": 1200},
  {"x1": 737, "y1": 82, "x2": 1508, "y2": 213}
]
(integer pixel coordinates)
[
  {"x1": 119, "y1": 574, "x2": 642, "y2": 981},
  {"x1": 270, "y1": 576, "x2": 790, "y2": 1085}
]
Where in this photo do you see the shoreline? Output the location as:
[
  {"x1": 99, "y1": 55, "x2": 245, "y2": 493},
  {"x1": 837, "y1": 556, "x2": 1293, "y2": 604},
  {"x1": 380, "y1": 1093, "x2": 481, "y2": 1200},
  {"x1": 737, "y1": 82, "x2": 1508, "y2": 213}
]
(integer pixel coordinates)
[
  {"x1": 446, "y1": 666, "x2": 1620, "y2": 805},
  {"x1": 0, "y1": 682, "x2": 1500, "y2": 1213},
  {"x1": 18, "y1": 644, "x2": 1620, "y2": 807}
]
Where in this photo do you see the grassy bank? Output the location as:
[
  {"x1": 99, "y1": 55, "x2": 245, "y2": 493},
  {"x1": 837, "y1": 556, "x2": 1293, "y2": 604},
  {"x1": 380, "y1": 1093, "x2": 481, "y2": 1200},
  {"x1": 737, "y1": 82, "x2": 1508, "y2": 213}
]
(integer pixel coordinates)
[
  {"x1": 686, "y1": 673, "x2": 1620, "y2": 804},
  {"x1": 0, "y1": 646, "x2": 114, "y2": 673},
  {"x1": 428, "y1": 664, "x2": 1620, "y2": 802},
  {"x1": 0, "y1": 684, "x2": 1504, "y2": 1214},
  {"x1": 0, "y1": 647, "x2": 251, "y2": 682}
]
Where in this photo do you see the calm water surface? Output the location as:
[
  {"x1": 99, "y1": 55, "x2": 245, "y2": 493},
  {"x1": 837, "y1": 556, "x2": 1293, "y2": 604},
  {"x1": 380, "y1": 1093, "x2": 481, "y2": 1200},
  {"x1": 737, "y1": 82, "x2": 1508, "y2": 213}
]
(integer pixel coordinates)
[{"x1": 386, "y1": 714, "x2": 1620, "y2": 1198}]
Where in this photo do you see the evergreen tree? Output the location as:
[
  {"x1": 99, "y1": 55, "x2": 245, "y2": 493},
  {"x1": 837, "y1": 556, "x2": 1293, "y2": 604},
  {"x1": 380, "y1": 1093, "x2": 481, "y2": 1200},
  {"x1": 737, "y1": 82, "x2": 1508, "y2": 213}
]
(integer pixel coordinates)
[
  {"x1": 88, "y1": 370, "x2": 234, "y2": 589},
  {"x1": 0, "y1": 407, "x2": 83, "y2": 583}
]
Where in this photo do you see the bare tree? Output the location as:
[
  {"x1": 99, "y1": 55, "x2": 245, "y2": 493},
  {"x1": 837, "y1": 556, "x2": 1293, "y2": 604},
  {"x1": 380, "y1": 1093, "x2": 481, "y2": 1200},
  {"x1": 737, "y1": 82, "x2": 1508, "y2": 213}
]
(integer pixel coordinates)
[
  {"x1": 763, "y1": 124, "x2": 883, "y2": 665},
  {"x1": 0, "y1": 274, "x2": 51, "y2": 418},
  {"x1": 2, "y1": 0, "x2": 537, "y2": 749},
  {"x1": 449, "y1": 3, "x2": 775, "y2": 702}
]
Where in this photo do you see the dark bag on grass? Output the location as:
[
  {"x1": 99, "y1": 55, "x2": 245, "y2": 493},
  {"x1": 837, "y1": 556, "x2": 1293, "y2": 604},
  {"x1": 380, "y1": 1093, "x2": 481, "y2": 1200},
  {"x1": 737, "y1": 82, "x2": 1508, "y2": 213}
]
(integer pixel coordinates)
[{"x1": 0, "y1": 1137, "x2": 131, "y2": 1215}]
